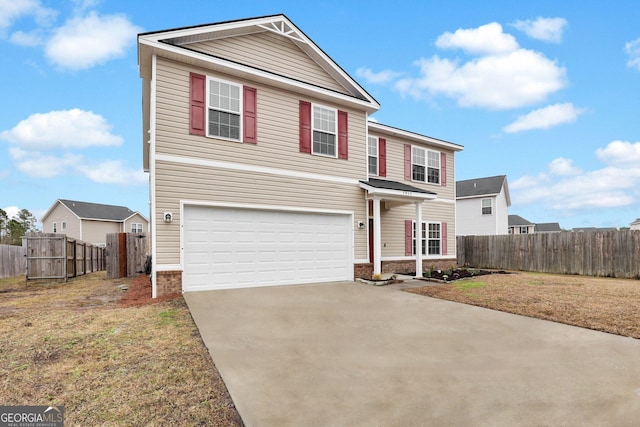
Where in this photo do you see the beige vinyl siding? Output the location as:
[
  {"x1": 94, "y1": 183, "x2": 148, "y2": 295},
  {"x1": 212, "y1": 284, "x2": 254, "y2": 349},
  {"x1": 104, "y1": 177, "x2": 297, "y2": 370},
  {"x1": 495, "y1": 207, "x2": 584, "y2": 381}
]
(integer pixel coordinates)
[
  {"x1": 42, "y1": 204, "x2": 81, "y2": 239},
  {"x1": 379, "y1": 201, "x2": 456, "y2": 259},
  {"x1": 124, "y1": 214, "x2": 149, "y2": 233},
  {"x1": 81, "y1": 220, "x2": 121, "y2": 245},
  {"x1": 155, "y1": 57, "x2": 367, "y2": 181},
  {"x1": 370, "y1": 132, "x2": 456, "y2": 201},
  {"x1": 187, "y1": 31, "x2": 349, "y2": 94},
  {"x1": 154, "y1": 161, "x2": 367, "y2": 265}
]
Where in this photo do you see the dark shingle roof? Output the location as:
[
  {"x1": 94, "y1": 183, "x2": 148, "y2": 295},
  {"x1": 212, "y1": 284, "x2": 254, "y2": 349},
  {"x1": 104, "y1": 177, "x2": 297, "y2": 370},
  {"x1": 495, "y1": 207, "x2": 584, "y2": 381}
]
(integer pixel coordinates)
[
  {"x1": 535, "y1": 222, "x2": 562, "y2": 233},
  {"x1": 59, "y1": 199, "x2": 136, "y2": 221},
  {"x1": 360, "y1": 178, "x2": 436, "y2": 195},
  {"x1": 456, "y1": 175, "x2": 506, "y2": 198},
  {"x1": 508, "y1": 214, "x2": 534, "y2": 226}
]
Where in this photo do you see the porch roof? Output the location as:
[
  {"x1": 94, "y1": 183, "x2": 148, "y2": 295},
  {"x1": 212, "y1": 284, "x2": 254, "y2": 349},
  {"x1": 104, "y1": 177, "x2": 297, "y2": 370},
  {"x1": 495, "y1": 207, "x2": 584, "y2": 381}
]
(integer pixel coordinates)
[{"x1": 359, "y1": 178, "x2": 437, "y2": 202}]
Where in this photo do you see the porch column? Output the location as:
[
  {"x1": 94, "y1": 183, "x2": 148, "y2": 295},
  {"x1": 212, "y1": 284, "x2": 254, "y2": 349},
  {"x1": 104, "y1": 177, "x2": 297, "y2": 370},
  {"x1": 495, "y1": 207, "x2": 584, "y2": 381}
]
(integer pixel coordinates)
[
  {"x1": 373, "y1": 197, "x2": 382, "y2": 276},
  {"x1": 415, "y1": 201, "x2": 423, "y2": 278}
]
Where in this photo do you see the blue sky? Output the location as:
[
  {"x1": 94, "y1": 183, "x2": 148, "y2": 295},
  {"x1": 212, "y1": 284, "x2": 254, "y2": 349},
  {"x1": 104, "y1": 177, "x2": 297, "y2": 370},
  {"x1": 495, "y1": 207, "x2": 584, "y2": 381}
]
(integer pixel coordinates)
[{"x1": 1, "y1": 0, "x2": 639, "y2": 230}]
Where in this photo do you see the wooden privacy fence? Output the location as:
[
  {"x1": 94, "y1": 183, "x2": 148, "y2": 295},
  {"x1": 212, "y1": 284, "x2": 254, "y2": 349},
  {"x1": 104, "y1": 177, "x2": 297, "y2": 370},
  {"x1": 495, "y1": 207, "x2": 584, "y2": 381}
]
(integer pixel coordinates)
[
  {"x1": 457, "y1": 230, "x2": 640, "y2": 278},
  {"x1": 106, "y1": 233, "x2": 149, "y2": 279},
  {"x1": 25, "y1": 233, "x2": 106, "y2": 281},
  {"x1": 0, "y1": 244, "x2": 27, "y2": 278}
]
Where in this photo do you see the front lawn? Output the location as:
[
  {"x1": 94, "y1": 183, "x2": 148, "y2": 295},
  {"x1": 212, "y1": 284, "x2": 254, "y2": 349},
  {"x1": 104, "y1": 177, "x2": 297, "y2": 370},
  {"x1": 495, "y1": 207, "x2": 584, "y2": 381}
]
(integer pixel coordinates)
[
  {"x1": 0, "y1": 272, "x2": 243, "y2": 426},
  {"x1": 407, "y1": 271, "x2": 640, "y2": 339}
]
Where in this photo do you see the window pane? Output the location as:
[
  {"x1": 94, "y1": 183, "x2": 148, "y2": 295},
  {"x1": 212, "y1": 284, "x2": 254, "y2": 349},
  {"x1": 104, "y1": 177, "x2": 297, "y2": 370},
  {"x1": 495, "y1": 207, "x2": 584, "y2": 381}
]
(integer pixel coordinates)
[
  {"x1": 368, "y1": 156, "x2": 378, "y2": 175},
  {"x1": 313, "y1": 131, "x2": 336, "y2": 156},
  {"x1": 413, "y1": 164, "x2": 425, "y2": 182},
  {"x1": 427, "y1": 167, "x2": 440, "y2": 184},
  {"x1": 209, "y1": 109, "x2": 240, "y2": 141}
]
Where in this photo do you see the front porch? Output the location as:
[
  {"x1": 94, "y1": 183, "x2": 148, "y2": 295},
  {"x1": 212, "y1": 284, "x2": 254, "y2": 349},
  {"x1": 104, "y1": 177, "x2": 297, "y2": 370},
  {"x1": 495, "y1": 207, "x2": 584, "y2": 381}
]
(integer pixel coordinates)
[{"x1": 360, "y1": 178, "x2": 446, "y2": 279}]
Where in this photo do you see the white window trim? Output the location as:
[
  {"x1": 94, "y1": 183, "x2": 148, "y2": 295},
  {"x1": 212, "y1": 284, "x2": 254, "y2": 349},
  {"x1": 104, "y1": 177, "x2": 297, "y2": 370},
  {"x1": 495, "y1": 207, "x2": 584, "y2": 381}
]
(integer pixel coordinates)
[
  {"x1": 311, "y1": 103, "x2": 338, "y2": 158},
  {"x1": 412, "y1": 221, "x2": 442, "y2": 257},
  {"x1": 61, "y1": 221, "x2": 67, "y2": 230},
  {"x1": 131, "y1": 223, "x2": 144, "y2": 233},
  {"x1": 481, "y1": 198, "x2": 493, "y2": 215},
  {"x1": 368, "y1": 136, "x2": 378, "y2": 176},
  {"x1": 206, "y1": 76, "x2": 244, "y2": 142},
  {"x1": 411, "y1": 145, "x2": 441, "y2": 185}
]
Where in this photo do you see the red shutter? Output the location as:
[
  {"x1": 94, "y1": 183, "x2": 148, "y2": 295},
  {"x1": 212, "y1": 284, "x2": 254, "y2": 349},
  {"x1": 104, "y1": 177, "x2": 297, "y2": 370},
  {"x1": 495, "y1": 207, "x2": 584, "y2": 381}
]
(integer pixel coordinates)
[
  {"x1": 299, "y1": 101, "x2": 311, "y2": 153},
  {"x1": 404, "y1": 144, "x2": 412, "y2": 180},
  {"x1": 379, "y1": 138, "x2": 386, "y2": 177},
  {"x1": 338, "y1": 110, "x2": 348, "y2": 159},
  {"x1": 243, "y1": 86, "x2": 257, "y2": 144},
  {"x1": 441, "y1": 152, "x2": 447, "y2": 186},
  {"x1": 189, "y1": 73, "x2": 206, "y2": 136},
  {"x1": 442, "y1": 222, "x2": 448, "y2": 255},
  {"x1": 405, "y1": 220, "x2": 413, "y2": 256}
]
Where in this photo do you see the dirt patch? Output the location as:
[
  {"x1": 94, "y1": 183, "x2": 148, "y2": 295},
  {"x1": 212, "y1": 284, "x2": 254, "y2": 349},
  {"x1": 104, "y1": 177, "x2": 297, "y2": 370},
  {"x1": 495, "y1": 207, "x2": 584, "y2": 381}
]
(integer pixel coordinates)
[
  {"x1": 0, "y1": 272, "x2": 243, "y2": 426},
  {"x1": 407, "y1": 271, "x2": 640, "y2": 339}
]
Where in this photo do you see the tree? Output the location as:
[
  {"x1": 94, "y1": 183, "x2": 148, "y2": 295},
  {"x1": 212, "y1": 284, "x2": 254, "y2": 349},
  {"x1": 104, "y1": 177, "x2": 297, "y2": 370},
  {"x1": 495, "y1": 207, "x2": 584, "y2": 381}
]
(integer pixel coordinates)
[
  {"x1": 0, "y1": 208, "x2": 7, "y2": 244},
  {"x1": 4, "y1": 209, "x2": 38, "y2": 245}
]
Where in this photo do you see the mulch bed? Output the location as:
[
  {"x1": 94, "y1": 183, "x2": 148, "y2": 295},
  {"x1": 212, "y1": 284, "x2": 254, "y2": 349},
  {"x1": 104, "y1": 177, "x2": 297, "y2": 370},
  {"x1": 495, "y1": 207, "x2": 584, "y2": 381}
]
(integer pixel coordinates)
[
  {"x1": 118, "y1": 275, "x2": 181, "y2": 307},
  {"x1": 426, "y1": 268, "x2": 510, "y2": 282}
]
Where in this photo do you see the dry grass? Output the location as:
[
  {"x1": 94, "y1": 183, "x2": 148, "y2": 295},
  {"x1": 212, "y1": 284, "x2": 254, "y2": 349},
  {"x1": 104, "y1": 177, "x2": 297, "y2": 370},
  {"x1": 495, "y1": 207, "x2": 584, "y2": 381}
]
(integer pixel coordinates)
[
  {"x1": 407, "y1": 271, "x2": 640, "y2": 339},
  {"x1": 0, "y1": 272, "x2": 243, "y2": 426}
]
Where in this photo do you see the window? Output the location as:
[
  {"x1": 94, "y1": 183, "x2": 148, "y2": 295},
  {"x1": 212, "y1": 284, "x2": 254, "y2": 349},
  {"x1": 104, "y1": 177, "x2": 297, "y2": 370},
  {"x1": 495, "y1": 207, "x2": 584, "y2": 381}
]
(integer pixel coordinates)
[
  {"x1": 520, "y1": 226, "x2": 529, "y2": 234},
  {"x1": 62, "y1": 222, "x2": 67, "y2": 230},
  {"x1": 312, "y1": 105, "x2": 337, "y2": 157},
  {"x1": 482, "y1": 198, "x2": 492, "y2": 215},
  {"x1": 368, "y1": 136, "x2": 378, "y2": 175},
  {"x1": 412, "y1": 222, "x2": 441, "y2": 256},
  {"x1": 131, "y1": 223, "x2": 143, "y2": 233},
  {"x1": 53, "y1": 222, "x2": 57, "y2": 233},
  {"x1": 208, "y1": 78, "x2": 241, "y2": 140},
  {"x1": 412, "y1": 146, "x2": 440, "y2": 184}
]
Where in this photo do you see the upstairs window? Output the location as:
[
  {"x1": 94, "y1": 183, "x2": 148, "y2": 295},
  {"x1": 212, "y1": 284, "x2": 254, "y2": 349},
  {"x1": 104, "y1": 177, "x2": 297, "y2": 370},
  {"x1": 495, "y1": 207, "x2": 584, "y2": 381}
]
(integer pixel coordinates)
[
  {"x1": 62, "y1": 221, "x2": 67, "y2": 230},
  {"x1": 53, "y1": 222, "x2": 57, "y2": 233},
  {"x1": 482, "y1": 198, "x2": 493, "y2": 215},
  {"x1": 312, "y1": 105, "x2": 337, "y2": 157},
  {"x1": 131, "y1": 223, "x2": 143, "y2": 233},
  {"x1": 368, "y1": 136, "x2": 378, "y2": 176},
  {"x1": 412, "y1": 146, "x2": 440, "y2": 184},
  {"x1": 208, "y1": 78, "x2": 241, "y2": 141}
]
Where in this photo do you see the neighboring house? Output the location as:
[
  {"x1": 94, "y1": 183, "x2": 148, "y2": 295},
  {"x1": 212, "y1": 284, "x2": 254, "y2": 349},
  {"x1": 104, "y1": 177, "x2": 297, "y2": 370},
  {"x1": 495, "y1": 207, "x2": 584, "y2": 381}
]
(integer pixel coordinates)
[
  {"x1": 508, "y1": 215, "x2": 535, "y2": 234},
  {"x1": 456, "y1": 175, "x2": 510, "y2": 235},
  {"x1": 41, "y1": 199, "x2": 149, "y2": 246},
  {"x1": 138, "y1": 15, "x2": 463, "y2": 297},
  {"x1": 630, "y1": 219, "x2": 640, "y2": 230},
  {"x1": 535, "y1": 222, "x2": 562, "y2": 233}
]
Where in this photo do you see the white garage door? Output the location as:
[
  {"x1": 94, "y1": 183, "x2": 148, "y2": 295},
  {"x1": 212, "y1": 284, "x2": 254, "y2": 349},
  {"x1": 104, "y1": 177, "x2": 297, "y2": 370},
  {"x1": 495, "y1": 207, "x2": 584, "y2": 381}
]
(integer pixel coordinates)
[{"x1": 183, "y1": 206, "x2": 352, "y2": 291}]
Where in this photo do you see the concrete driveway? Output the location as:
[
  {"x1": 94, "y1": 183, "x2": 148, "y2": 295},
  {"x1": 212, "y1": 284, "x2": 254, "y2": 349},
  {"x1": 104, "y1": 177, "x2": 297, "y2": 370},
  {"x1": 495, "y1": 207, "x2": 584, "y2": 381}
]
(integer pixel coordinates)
[{"x1": 184, "y1": 282, "x2": 640, "y2": 427}]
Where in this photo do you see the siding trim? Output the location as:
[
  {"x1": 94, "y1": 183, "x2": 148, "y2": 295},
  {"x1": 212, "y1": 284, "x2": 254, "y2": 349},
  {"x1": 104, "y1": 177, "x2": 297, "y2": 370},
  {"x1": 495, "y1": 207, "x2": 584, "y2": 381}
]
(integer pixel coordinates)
[{"x1": 155, "y1": 153, "x2": 360, "y2": 185}]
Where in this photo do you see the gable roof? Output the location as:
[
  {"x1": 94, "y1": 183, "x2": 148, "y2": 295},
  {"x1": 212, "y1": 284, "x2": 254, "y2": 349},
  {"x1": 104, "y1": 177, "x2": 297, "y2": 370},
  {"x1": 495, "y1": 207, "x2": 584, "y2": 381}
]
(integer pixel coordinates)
[
  {"x1": 42, "y1": 199, "x2": 147, "y2": 223},
  {"x1": 456, "y1": 175, "x2": 511, "y2": 206},
  {"x1": 138, "y1": 14, "x2": 379, "y2": 112},
  {"x1": 535, "y1": 222, "x2": 562, "y2": 232},
  {"x1": 508, "y1": 215, "x2": 534, "y2": 226}
]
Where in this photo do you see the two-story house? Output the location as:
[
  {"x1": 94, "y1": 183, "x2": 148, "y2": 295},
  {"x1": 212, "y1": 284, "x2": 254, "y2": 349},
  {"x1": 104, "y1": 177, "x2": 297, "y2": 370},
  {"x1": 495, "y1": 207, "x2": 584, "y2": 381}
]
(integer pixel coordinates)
[
  {"x1": 456, "y1": 175, "x2": 510, "y2": 236},
  {"x1": 138, "y1": 15, "x2": 463, "y2": 297}
]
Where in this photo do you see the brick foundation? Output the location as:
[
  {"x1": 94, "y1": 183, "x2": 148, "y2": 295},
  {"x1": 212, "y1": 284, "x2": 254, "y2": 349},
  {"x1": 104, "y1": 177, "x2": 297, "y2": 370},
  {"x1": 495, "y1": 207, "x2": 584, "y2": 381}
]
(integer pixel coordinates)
[
  {"x1": 156, "y1": 270, "x2": 182, "y2": 297},
  {"x1": 354, "y1": 259, "x2": 457, "y2": 279}
]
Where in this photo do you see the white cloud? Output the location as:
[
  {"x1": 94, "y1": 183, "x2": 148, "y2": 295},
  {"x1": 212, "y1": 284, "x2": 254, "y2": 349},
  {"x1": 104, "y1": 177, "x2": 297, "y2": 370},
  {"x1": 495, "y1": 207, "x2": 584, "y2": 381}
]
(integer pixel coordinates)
[
  {"x1": 435, "y1": 22, "x2": 519, "y2": 55},
  {"x1": 45, "y1": 11, "x2": 141, "y2": 70},
  {"x1": 625, "y1": 38, "x2": 640, "y2": 70},
  {"x1": 595, "y1": 140, "x2": 640, "y2": 165},
  {"x1": 511, "y1": 17, "x2": 568, "y2": 43},
  {"x1": 503, "y1": 103, "x2": 583, "y2": 133},
  {"x1": 10, "y1": 29, "x2": 42, "y2": 46},
  {"x1": 2, "y1": 206, "x2": 20, "y2": 219},
  {"x1": 356, "y1": 67, "x2": 402, "y2": 84},
  {"x1": 512, "y1": 144, "x2": 640, "y2": 213},
  {"x1": 0, "y1": 0, "x2": 56, "y2": 30},
  {"x1": 397, "y1": 48, "x2": 566, "y2": 109},
  {"x1": 0, "y1": 109, "x2": 123, "y2": 149},
  {"x1": 9, "y1": 146, "x2": 83, "y2": 178},
  {"x1": 76, "y1": 160, "x2": 147, "y2": 185}
]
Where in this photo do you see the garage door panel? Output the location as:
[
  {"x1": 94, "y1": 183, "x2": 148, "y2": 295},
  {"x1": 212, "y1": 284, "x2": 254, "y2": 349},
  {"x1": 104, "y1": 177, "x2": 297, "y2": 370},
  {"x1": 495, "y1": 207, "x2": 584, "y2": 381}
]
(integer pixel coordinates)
[{"x1": 183, "y1": 206, "x2": 351, "y2": 291}]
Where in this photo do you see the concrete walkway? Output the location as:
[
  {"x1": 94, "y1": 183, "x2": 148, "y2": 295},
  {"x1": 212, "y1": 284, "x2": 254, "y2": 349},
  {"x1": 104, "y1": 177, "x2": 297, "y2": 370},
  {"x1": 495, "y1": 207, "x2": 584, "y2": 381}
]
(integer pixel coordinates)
[{"x1": 184, "y1": 282, "x2": 640, "y2": 427}]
